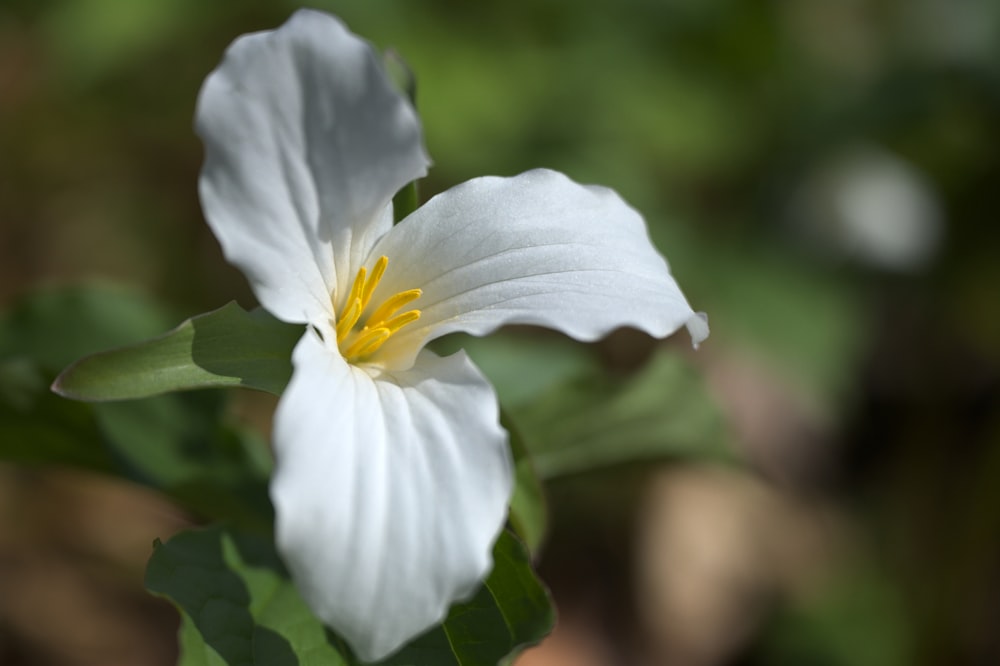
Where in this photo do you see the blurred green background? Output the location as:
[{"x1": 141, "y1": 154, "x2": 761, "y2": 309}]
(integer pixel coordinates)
[{"x1": 2, "y1": 0, "x2": 999, "y2": 664}]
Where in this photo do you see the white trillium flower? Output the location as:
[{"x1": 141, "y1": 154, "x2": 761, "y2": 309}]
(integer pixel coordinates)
[{"x1": 196, "y1": 9, "x2": 708, "y2": 662}]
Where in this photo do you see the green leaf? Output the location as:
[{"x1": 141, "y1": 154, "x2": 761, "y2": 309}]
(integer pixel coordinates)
[
  {"x1": 94, "y1": 392, "x2": 274, "y2": 532},
  {"x1": 53, "y1": 302, "x2": 302, "y2": 401},
  {"x1": 511, "y1": 349, "x2": 731, "y2": 479},
  {"x1": 147, "y1": 527, "x2": 554, "y2": 666},
  {"x1": 502, "y1": 411, "x2": 548, "y2": 555},
  {"x1": 146, "y1": 527, "x2": 348, "y2": 666},
  {"x1": 1, "y1": 373, "x2": 273, "y2": 531},
  {"x1": 0, "y1": 286, "x2": 275, "y2": 530}
]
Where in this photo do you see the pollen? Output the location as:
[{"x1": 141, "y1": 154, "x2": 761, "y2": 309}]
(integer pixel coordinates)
[{"x1": 334, "y1": 256, "x2": 421, "y2": 363}]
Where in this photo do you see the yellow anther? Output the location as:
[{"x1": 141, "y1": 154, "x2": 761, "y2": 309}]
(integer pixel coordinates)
[
  {"x1": 343, "y1": 327, "x2": 391, "y2": 360},
  {"x1": 361, "y1": 256, "x2": 388, "y2": 310},
  {"x1": 344, "y1": 265, "x2": 367, "y2": 310},
  {"x1": 333, "y1": 256, "x2": 422, "y2": 364},
  {"x1": 335, "y1": 297, "x2": 362, "y2": 343},
  {"x1": 366, "y1": 289, "x2": 422, "y2": 329},
  {"x1": 381, "y1": 309, "x2": 421, "y2": 336}
]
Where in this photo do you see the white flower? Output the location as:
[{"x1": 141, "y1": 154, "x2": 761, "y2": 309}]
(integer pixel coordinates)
[{"x1": 196, "y1": 9, "x2": 708, "y2": 662}]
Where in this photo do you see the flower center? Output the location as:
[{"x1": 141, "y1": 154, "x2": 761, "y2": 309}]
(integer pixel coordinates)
[{"x1": 334, "y1": 255, "x2": 421, "y2": 363}]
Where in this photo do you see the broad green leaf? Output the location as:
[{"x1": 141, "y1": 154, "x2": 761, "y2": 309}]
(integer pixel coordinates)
[
  {"x1": 0, "y1": 286, "x2": 274, "y2": 530},
  {"x1": 53, "y1": 302, "x2": 302, "y2": 401},
  {"x1": 502, "y1": 410, "x2": 548, "y2": 555},
  {"x1": 147, "y1": 526, "x2": 554, "y2": 666},
  {"x1": 146, "y1": 527, "x2": 348, "y2": 666},
  {"x1": 511, "y1": 349, "x2": 730, "y2": 479}
]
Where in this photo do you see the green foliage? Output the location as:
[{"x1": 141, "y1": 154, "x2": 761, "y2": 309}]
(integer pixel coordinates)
[
  {"x1": 53, "y1": 302, "x2": 302, "y2": 401},
  {"x1": 650, "y1": 224, "x2": 867, "y2": 405},
  {"x1": 0, "y1": 285, "x2": 274, "y2": 531},
  {"x1": 383, "y1": 530, "x2": 554, "y2": 666},
  {"x1": 508, "y1": 347, "x2": 729, "y2": 479},
  {"x1": 94, "y1": 391, "x2": 275, "y2": 532},
  {"x1": 392, "y1": 180, "x2": 420, "y2": 224},
  {"x1": 432, "y1": 332, "x2": 598, "y2": 408},
  {"x1": 0, "y1": 283, "x2": 177, "y2": 372},
  {"x1": 762, "y1": 566, "x2": 913, "y2": 666},
  {"x1": 503, "y1": 411, "x2": 548, "y2": 555},
  {"x1": 146, "y1": 526, "x2": 554, "y2": 666},
  {"x1": 38, "y1": 291, "x2": 727, "y2": 559},
  {"x1": 147, "y1": 526, "x2": 348, "y2": 666},
  {"x1": 436, "y1": 330, "x2": 728, "y2": 549},
  {"x1": 0, "y1": 355, "x2": 117, "y2": 472},
  {"x1": 41, "y1": 0, "x2": 199, "y2": 84},
  {"x1": 2, "y1": 284, "x2": 557, "y2": 662},
  {"x1": 0, "y1": 284, "x2": 177, "y2": 474}
]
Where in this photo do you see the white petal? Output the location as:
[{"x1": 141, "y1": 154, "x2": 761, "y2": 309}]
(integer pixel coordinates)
[
  {"x1": 370, "y1": 169, "x2": 707, "y2": 368},
  {"x1": 271, "y1": 332, "x2": 513, "y2": 661},
  {"x1": 196, "y1": 10, "x2": 429, "y2": 324}
]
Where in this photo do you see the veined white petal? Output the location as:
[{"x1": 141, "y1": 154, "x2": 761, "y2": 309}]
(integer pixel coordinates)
[
  {"x1": 196, "y1": 10, "x2": 429, "y2": 324},
  {"x1": 271, "y1": 332, "x2": 513, "y2": 661},
  {"x1": 370, "y1": 169, "x2": 707, "y2": 368}
]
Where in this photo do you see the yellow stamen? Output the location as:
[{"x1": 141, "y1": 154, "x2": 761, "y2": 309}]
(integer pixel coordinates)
[
  {"x1": 333, "y1": 256, "x2": 422, "y2": 364},
  {"x1": 366, "y1": 289, "x2": 422, "y2": 329},
  {"x1": 361, "y1": 255, "x2": 388, "y2": 309},
  {"x1": 344, "y1": 266, "x2": 367, "y2": 310},
  {"x1": 334, "y1": 265, "x2": 368, "y2": 341},
  {"x1": 335, "y1": 297, "x2": 362, "y2": 343},
  {"x1": 343, "y1": 327, "x2": 391, "y2": 360},
  {"x1": 381, "y1": 309, "x2": 421, "y2": 336}
]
